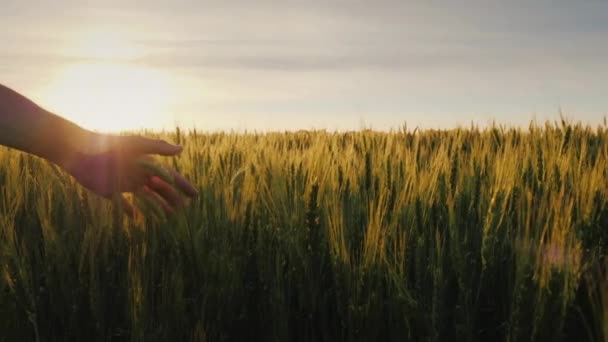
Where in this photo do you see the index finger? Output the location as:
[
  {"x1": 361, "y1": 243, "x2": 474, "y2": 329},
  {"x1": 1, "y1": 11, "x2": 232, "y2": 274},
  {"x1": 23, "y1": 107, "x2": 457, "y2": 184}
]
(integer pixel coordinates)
[
  {"x1": 136, "y1": 158, "x2": 175, "y2": 184},
  {"x1": 135, "y1": 160, "x2": 197, "y2": 197},
  {"x1": 170, "y1": 169, "x2": 199, "y2": 197},
  {"x1": 121, "y1": 136, "x2": 183, "y2": 156}
]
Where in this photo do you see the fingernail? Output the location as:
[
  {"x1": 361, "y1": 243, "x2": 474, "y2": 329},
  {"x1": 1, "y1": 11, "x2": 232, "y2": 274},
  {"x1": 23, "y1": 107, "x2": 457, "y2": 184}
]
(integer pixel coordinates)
[{"x1": 169, "y1": 144, "x2": 182, "y2": 152}]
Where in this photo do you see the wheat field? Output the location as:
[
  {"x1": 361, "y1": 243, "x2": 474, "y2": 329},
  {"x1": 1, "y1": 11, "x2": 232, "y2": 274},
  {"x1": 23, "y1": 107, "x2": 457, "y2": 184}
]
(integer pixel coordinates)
[{"x1": 1, "y1": 121, "x2": 607, "y2": 341}]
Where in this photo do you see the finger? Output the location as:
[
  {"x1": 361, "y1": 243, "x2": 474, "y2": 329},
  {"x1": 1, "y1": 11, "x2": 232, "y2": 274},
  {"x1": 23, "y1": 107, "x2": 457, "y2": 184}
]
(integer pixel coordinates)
[
  {"x1": 136, "y1": 186, "x2": 175, "y2": 216},
  {"x1": 122, "y1": 136, "x2": 183, "y2": 156},
  {"x1": 170, "y1": 169, "x2": 199, "y2": 197},
  {"x1": 123, "y1": 169, "x2": 150, "y2": 191},
  {"x1": 136, "y1": 159, "x2": 174, "y2": 184},
  {"x1": 119, "y1": 156, "x2": 155, "y2": 190},
  {"x1": 146, "y1": 176, "x2": 184, "y2": 208}
]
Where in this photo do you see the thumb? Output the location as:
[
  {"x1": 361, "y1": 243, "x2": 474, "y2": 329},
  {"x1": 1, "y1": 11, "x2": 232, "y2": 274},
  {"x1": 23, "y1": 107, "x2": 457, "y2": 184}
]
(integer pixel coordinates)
[{"x1": 121, "y1": 136, "x2": 183, "y2": 156}]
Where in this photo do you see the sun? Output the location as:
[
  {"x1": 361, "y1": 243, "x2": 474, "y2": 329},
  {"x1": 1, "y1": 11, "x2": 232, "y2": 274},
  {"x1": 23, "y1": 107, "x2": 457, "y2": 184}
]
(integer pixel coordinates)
[
  {"x1": 41, "y1": 30, "x2": 176, "y2": 133},
  {"x1": 43, "y1": 62, "x2": 175, "y2": 132}
]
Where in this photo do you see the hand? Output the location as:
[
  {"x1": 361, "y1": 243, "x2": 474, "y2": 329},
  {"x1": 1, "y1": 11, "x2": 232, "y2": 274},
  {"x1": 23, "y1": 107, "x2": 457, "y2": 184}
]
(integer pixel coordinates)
[{"x1": 63, "y1": 134, "x2": 198, "y2": 217}]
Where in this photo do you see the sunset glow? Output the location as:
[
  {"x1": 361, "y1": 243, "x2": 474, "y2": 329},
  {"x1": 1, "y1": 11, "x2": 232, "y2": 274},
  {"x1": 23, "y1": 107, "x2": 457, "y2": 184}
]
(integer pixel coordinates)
[
  {"x1": 60, "y1": 29, "x2": 144, "y2": 61},
  {"x1": 3, "y1": 2, "x2": 607, "y2": 131},
  {"x1": 42, "y1": 62, "x2": 175, "y2": 132},
  {"x1": 40, "y1": 29, "x2": 175, "y2": 132}
]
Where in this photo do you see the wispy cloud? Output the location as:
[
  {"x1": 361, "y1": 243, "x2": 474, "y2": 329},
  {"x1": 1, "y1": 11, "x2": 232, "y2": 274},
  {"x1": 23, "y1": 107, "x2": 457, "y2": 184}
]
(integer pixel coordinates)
[{"x1": 1, "y1": 0, "x2": 607, "y2": 130}]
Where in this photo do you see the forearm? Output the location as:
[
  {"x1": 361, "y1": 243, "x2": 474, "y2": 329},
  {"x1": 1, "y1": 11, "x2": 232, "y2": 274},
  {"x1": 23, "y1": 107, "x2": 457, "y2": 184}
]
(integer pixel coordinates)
[{"x1": 0, "y1": 83, "x2": 97, "y2": 168}]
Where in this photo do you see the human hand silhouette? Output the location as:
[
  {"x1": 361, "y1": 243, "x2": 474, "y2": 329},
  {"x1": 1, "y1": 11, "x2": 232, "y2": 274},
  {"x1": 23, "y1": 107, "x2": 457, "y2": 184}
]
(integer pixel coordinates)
[
  {"x1": 0, "y1": 83, "x2": 198, "y2": 217},
  {"x1": 64, "y1": 135, "x2": 198, "y2": 217}
]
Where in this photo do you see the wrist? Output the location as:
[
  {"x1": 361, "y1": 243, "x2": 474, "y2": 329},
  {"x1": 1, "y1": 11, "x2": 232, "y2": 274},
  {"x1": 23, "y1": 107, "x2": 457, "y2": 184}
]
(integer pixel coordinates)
[{"x1": 54, "y1": 129, "x2": 99, "y2": 173}]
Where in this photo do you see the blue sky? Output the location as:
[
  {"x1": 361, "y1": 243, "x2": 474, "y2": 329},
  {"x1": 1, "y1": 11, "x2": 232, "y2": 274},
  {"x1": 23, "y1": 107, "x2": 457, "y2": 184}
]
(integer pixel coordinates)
[{"x1": 1, "y1": 1, "x2": 607, "y2": 131}]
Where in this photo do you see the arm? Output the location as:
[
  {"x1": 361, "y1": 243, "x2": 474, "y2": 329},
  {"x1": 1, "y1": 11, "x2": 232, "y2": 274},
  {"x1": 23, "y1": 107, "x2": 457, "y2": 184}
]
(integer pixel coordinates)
[
  {"x1": 0, "y1": 83, "x2": 96, "y2": 168},
  {"x1": 0, "y1": 83, "x2": 197, "y2": 215}
]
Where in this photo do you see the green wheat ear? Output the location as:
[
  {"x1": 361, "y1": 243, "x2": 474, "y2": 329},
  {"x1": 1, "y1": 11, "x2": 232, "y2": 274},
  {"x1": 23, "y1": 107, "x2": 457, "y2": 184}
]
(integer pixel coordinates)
[{"x1": 136, "y1": 159, "x2": 174, "y2": 184}]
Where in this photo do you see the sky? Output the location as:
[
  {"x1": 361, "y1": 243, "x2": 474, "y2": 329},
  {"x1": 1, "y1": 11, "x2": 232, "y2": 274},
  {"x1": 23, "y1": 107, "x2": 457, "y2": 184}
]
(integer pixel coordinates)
[{"x1": 1, "y1": 1, "x2": 607, "y2": 132}]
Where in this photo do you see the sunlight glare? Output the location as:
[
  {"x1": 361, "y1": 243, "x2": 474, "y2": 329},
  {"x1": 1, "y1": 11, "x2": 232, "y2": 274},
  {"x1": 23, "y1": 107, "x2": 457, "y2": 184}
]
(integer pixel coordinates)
[
  {"x1": 61, "y1": 28, "x2": 143, "y2": 61},
  {"x1": 41, "y1": 27, "x2": 177, "y2": 133},
  {"x1": 43, "y1": 62, "x2": 175, "y2": 132}
]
